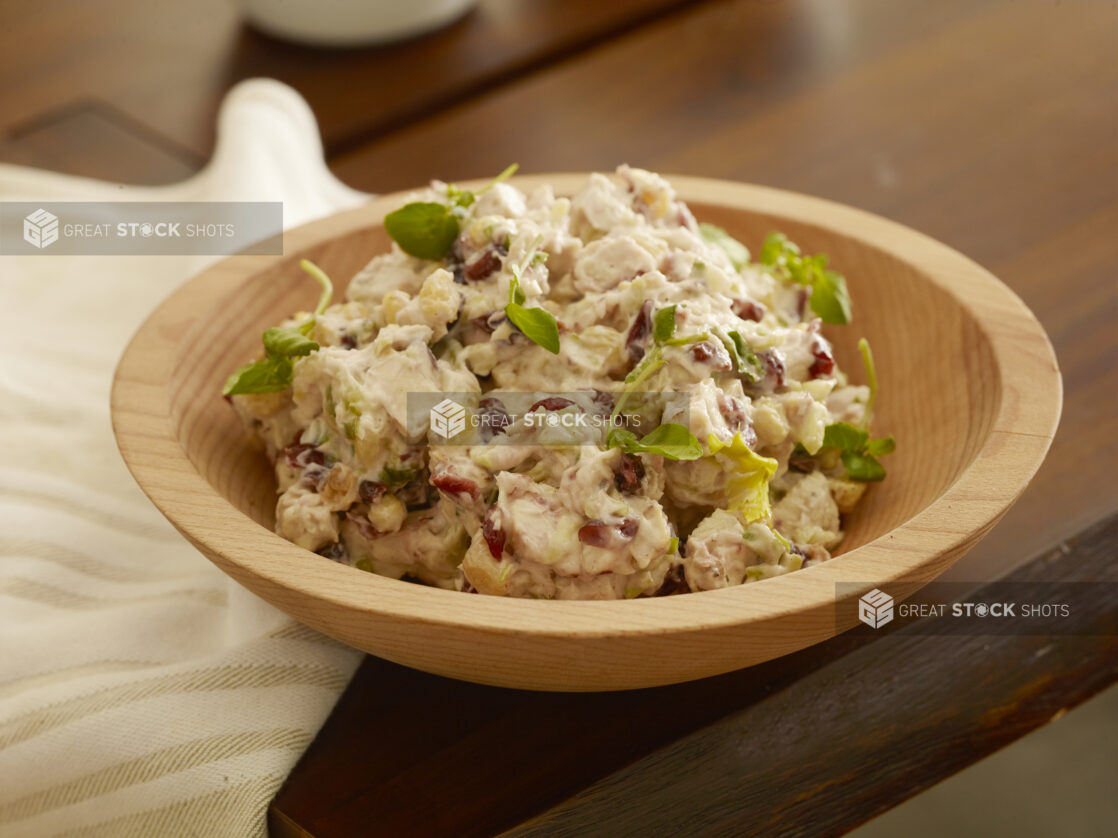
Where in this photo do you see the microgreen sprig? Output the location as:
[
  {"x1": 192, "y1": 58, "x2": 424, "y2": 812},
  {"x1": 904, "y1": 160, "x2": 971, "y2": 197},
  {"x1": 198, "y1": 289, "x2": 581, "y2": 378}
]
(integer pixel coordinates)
[
  {"x1": 606, "y1": 424, "x2": 703, "y2": 461},
  {"x1": 223, "y1": 259, "x2": 334, "y2": 396},
  {"x1": 505, "y1": 262, "x2": 560, "y2": 355},
  {"x1": 760, "y1": 232, "x2": 852, "y2": 325},
  {"x1": 698, "y1": 222, "x2": 750, "y2": 271},
  {"x1": 821, "y1": 421, "x2": 895, "y2": 482},
  {"x1": 383, "y1": 164, "x2": 519, "y2": 260}
]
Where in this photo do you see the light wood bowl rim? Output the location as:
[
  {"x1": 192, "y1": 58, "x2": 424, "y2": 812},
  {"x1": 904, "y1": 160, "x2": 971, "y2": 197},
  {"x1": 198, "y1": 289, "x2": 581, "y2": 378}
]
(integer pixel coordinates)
[{"x1": 111, "y1": 174, "x2": 1062, "y2": 643}]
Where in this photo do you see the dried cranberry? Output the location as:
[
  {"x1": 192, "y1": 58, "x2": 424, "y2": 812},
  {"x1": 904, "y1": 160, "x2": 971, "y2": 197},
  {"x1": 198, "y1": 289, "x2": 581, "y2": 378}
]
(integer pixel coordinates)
[
  {"x1": 732, "y1": 299, "x2": 766, "y2": 322},
  {"x1": 578, "y1": 520, "x2": 613, "y2": 548},
  {"x1": 315, "y1": 542, "x2": 348, "y2": 561},
  {"x1": 796, "y1": 287, "x2": 810, "y2": 319},
  {"x1": 300, "y1": 464, "x2": 328, "y2": 491},
  {"x1": 345, "y1": 510, "x2": 378, "y2": 541},
  {"x1": 397, "y1": 473, "x2": 435, "y2": 508},
  {"x1": 431, "y1": 470, "x2": 480, "y2": 500},
  {"x1": 478, "y1": 397, "x2": 511, "y2": 441},
  {"x1": 718, "y1": 394, "x2": 747, "y2": 431},
  {"x1": 808, "y1": 338, "x2": 835, "y2": 379},
  {"x1": 614, "y1": 454, "x2": 645, "y2": 494},
  {"x1": 448, "y1": 240, "x2": 467, "y2": 285},
  {"x1": 655, "y1": 564, "x2": 689, "y2": 596},
  {"x1": 358, "y1": 480, "x2": 386, "y2": 504},
  {"x1": 788, "y1": 448, "x2": 816, "y2": 473},
  {"x1": 528, "y1": 396, "x2": 575, "y2": 412},
  {"x1": 465, "y1": 247, "x2": 503, "y2": 281},
  {"x1": 283, "y1": 444, "x2": 325, "y2": 468},
  {"x1": 591, "y1": 390, "x2": 615, "y2": 415},
  {"x1": 625, "y1": 300, "x2": 653, "y2": 362},
  {"x1": 617, "y1": 518, "x2": 639, "y2": 540},
  {"x1": 756, "y1": 350, "x2": 786, "y2": 390},
  {"x1": 470, "y1": 314, "x2": 498, "y2": 334},
  {"x1": 690, "y1": 341, "x2": 732, "y2": 371},
  {"x1": 579, "y1": 517, "x2": 639, "y2": 547},
  {"x1": 482, "y1": 508, "x2": 506, "y2": 559}
]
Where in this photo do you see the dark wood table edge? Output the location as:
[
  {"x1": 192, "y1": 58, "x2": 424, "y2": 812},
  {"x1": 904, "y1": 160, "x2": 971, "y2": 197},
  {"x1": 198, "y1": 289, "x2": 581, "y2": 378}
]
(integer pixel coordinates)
[
  {"x1": 269, "y1": 512, "x2": 1117, "y2": 837},
  {"x1": 500, "y1": 513, "x2": 1118, "y2": 837}
]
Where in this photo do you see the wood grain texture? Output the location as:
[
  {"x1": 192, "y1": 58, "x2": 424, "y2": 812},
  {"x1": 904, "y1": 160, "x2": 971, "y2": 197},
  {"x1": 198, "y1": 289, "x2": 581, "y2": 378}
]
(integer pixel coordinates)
[
  {"x1": 269, "y1": 511, "x2": 1118, "y2": 838},
  {"x1": 0, "y1": 103, "x2": 197, "y2": 185},
  {"x1": 0, "y1": 0, "x2": 703, "y2": 166},
  {"x1": 110, "y1": 174, "x2": 1061, "y2": 692},
  {"x1": 331, "y1": 0, "x2": 1118, "y2": 580}
]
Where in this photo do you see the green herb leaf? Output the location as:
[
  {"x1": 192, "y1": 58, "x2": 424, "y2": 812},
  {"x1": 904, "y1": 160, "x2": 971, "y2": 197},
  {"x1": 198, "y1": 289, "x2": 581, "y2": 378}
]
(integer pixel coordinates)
[
  {"x1": 759, "y1": 232, "x2": 799, "y2": 267},
  {"x1": 858, "y1": 337, "x2": 878, "y2": 428},
  {"x1": 299, "y1": 259, "x2": 334, "y2": 316},
  {"x1": 732, "y1": 330, "x2": 763, "y2": 381},
  {"x1": 822, "y1": 421, "x2": 869, "y2": 452},
  {"x1": 637, "y1": 423, "x2": 704, "y2": 460},
  {"x1": 262, "y1": 326, "x2": 319, "y2": 358},
  {"x1": 508, "y1": 274, "x2": 526, "y2": 306},
  {"x1": 623, "y1": 345, "x2": 663, "y2": 385},
  {"x1": 384, "y1": 202, "x2": 460, "y2": 260},
  {"x1": 823, "y1": 421, "x2": 894, "y2": 481},
  {"x1": 668, "y1": 536, "x2": 680, "y2": 554},
  {"x1": 662, "y1": 333, "x2": 709, "y2": 347},
  {"x1": 841, "y1": 450, "x2": 887, "y2": 482},
  {"x1": 808, "y1": 267, "x2": 852, "y2": 325},
  {"x1": 713, "y1": 327, "x2": 762, "y2": 381},
  {"x1": 652, "y1": 305, "x2": 677, "y2": 343},
  {"x1": 712, "y1": 327, "x2": 739, "y2": 365},
  {"x1": 505, "y1": 303, "x2": 560, "y2": 354},
  {"x1": 759, "y1": 232, "x2": 851, "y2": 324},
  {"x1": 222, "y1": 355, "x2": 294, "y2": 396},
  {"x1": 481, "y1": 163, "x2": 519, "y2": 192},
  {"x1": 380, "y1": 465, "x2": 416, "y2": 487},
  {"x1": 606, "y1": 423, "x2": 703, "y2": 461},
  {"x1": 223, "y1": 260, "x2": 335, "y2": 397},
  {"x1": 865, "y1": 435, "x2": 896, "y2": 456},
  {"x1": 446, "y1": 184, "x2": 475, "y2": 208},
  {"x1": 699, "y1": 223, "x2": 750, "y2": 271},
  {"x1": 606, "y1": 427, "x2": 639, "y2": 450},
  {"x1": 446, "y1": 163, "x2": 520, "y2": 210}
]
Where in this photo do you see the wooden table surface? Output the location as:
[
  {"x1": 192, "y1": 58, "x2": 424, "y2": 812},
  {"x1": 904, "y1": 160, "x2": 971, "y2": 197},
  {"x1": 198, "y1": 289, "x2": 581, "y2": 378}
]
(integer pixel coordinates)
[{"x1": 5, "y1": 1, "x2": 1115, "y2": 835}]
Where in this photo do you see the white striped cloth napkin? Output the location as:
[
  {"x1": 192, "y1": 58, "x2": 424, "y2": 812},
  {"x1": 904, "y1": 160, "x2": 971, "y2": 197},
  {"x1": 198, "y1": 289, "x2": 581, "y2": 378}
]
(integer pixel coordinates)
[{"x1": 0, "y1": 80, "x2": 366, "y2": 837}]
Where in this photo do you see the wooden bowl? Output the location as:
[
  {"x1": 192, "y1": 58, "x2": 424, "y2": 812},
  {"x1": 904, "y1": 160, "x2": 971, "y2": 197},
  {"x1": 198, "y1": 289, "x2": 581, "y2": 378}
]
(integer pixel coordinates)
[{"x1": 111, "y1": 175, "x2": 1061, "y2": 691}]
